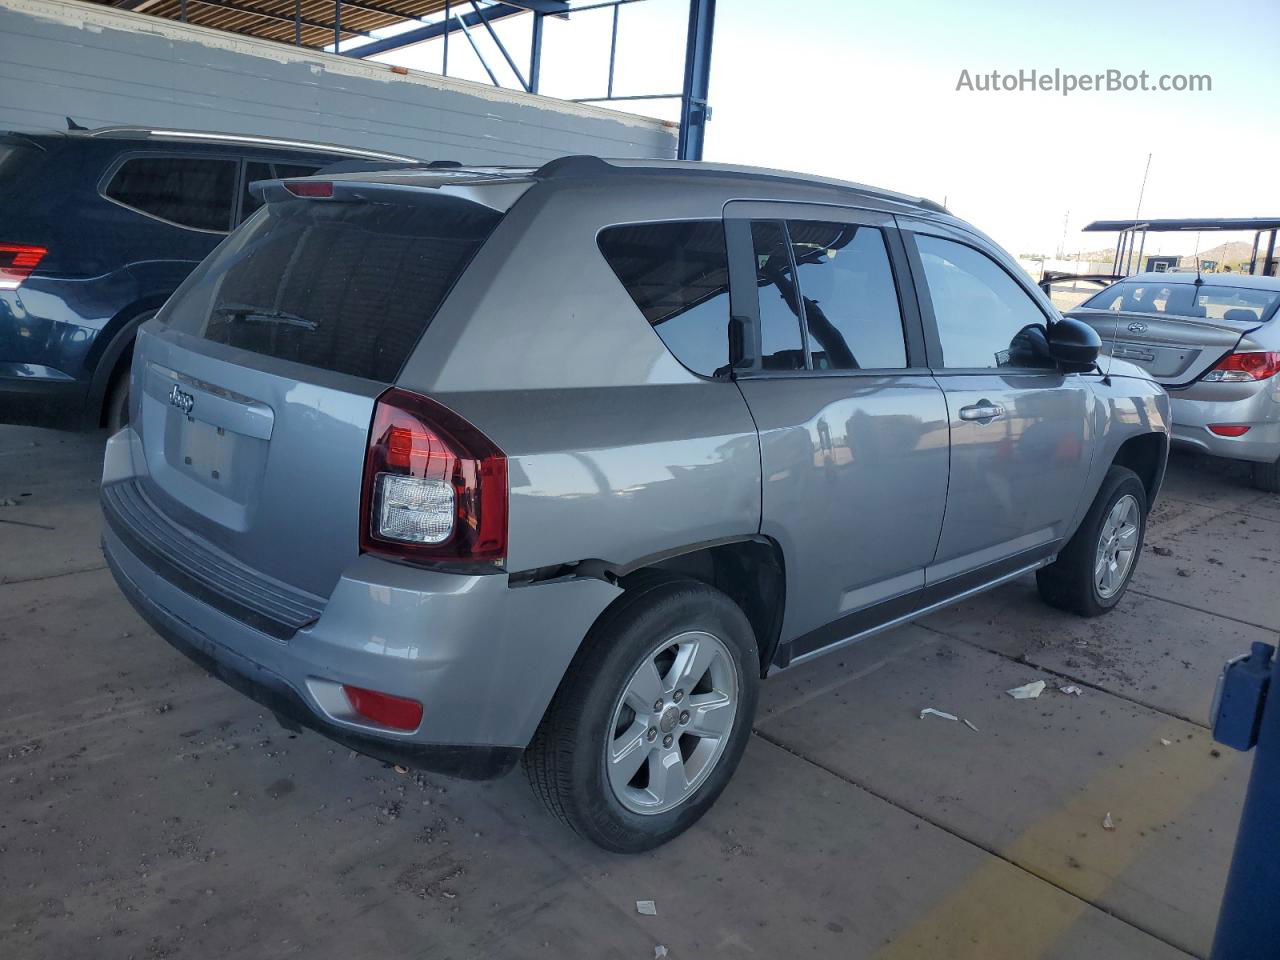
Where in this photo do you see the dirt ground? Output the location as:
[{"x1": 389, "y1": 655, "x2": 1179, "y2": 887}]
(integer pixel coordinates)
[{"x1": 2, "y1": 424, "x2": 1276, "y2": 960}]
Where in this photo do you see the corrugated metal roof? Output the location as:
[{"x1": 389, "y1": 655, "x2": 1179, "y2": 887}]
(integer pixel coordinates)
[{"x1": 86, "y1": 0, "x2": 454, "y2": 51}]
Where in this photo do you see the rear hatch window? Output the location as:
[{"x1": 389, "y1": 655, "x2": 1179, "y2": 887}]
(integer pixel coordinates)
[{"x1": 166, "y1": 193, "x2": 501, "y2": 382}]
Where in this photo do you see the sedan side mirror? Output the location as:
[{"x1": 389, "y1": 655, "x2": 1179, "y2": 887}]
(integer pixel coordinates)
[{"x1": 1047, "y1": 318, "x2": 1102, "y2": 372}]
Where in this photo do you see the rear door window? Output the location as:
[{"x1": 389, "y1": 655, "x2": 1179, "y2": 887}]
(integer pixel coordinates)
[
  {"x1": 104, "y1": 156, "x2": 237, "y2": 232},
  {"x1": 166, "y1": 194, "x2": 502, "y2": 382},
  {"x1": 786, "y1": 220, "x2": 906, "y2": 370},
  {"x1": 750, "y1": 221, "x2": 806, "y2": 370},
  {"x1": 597, "y1": 220, "x2": 734, "y2": 377}
]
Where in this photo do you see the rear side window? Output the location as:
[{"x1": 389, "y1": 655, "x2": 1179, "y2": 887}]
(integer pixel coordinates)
[
  {"x1": 597, "y1": 220, "x2": 733, "y2": 377},
  {"x1": 787, "y1": 221, "x2": 906, "y2": 370},
  {"x1": 166, "y1": 194, "x2": 501, "y2": 382},
  {"x1": 104, "y1": 156, "x2": 237, "y2": 232}
]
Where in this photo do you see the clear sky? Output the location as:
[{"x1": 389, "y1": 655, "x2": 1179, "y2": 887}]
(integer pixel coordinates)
[{"x1": 363, "y1": 0, "x2": 1280, "y2": 259}]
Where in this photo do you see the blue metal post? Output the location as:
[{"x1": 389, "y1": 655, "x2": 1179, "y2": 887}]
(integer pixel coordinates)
[
  {"x1": 1212, "y1": 644, "x2": 1280, "y2": 959},
  {"x1": 529, "y1": 10, "x2": 543, "y2": 93},
  {"x1": 677, "y1": 0, "x2": 715, "y2": 161}
]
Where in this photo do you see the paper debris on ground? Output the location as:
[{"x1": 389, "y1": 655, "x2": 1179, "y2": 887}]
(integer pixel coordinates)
[
  {"x1": 1006, "y1": 680, "x2": 1046, "y2": 700},
  {"x1": 1160, "y1": 738, "x2": 1173, "y2": 746},
  {"x1": 1102, "y1": 812, "x2": 1116, "y2": 831},
  {"x1": 1059, "y1": 685, "x2": 1083, "y2": 696},
  {"x1": 636, "y1": 900, "x2": 657, "y2": 916},
  {"x1": 963, "y1": 719, "x2": 979, "y2": 732},
  {"x1": 655, "y1": 947, "x2": 669, "y2": 959},
  {"x1": 919, "y1": 708, "x2": 958, "y2": 721}
]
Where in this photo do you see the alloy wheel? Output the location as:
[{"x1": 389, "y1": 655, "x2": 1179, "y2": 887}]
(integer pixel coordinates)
[
  {"x1": 1094, "y1": 493, "x2": 1141, "y2": 599},
  {"x1": 604, "y1": 630, "x2": 739, "y2": 815}
]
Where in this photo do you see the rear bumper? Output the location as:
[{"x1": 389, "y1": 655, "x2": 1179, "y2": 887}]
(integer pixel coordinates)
[
  {"x1": 100, "y1": 430, "x2": 622, "y2": 775},
  {"x1": 1168, "y1": 385, "x2": 1280, "y2": 464},
  {"x1": 106, "y1": 539, "x2": 521, "y2": 780}
]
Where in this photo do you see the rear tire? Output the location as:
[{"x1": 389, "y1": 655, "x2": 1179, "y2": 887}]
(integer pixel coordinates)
[
  {"x1": 1254, "y1": 455, "x2": 1280, "y2": 494},
  {"x1": 523, "y1": 577, "x2": 759, "y2": 853},
  {"x1": 104, "y1": 363, "x2": 131, "y2": 434},
  {"x1": 1037, "y1": 465, "x2": 1148, "y2": 617}
]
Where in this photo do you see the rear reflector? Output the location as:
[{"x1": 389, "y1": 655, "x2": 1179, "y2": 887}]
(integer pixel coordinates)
[
  {"x1": 283, "y1": 180, "x2": 334, "y2": 198},
  {"x1": 0, "y1": 244, "x2": 48, "y2": 290},
  {"x1": 342, "y1": 685, "x2": 423, "y2": 731},
  {"x1": 360, "y1": 388, "x2": 507, "y2": 565},
  {"x1": 1203, "y1": 352, "x2": 1280, "y2": 382},
  {"x1": 1209, "y1": 425, "x2": 1251, "y2": 437}
]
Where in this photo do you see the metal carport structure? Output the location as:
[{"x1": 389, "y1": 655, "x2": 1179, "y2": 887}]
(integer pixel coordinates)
[
  {"x1": 80, "y1": 0, "x2": 718, "y2": 159},
  {"x1": 1083, "y1": 216, "x2": 1280, "y2": 278}
]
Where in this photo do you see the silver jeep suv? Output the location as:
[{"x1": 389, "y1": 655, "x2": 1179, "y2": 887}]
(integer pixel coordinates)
[{"x1": 101, "y1": 157, "x2": 1170, "y2": 851}]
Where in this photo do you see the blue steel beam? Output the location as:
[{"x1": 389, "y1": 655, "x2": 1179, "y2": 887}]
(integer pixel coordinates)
[
  {"x1": 677, "y1": 0, "x2": 715, "y2": 160},
  {"x1": 344, "y1": 2, "x2": 565, "y2": 59}
]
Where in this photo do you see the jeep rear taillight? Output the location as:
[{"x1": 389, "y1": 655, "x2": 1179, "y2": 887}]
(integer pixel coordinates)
[
  {"x1": 0, "y1": 244, "x2": 47, "y2": 290},
  {"x1": 1202, "y1": 351, "x2": 1280, "y2": 382},
  {"x1": 360, "y1": 388, "x2": 507, "y2": 565}
]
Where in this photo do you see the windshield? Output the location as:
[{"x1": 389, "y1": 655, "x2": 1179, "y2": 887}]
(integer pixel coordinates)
[
  {"x1": 1081, "y1": 279, "x2": 1280, "y2": 322},
  {"x1": 163, "y1": 193, "x2": 502, "y2": 382}
]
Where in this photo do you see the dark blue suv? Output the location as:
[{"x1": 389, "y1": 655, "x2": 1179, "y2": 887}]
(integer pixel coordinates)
[{"x1": 0, "y1": 125, "x2": 417, "y2": 431}]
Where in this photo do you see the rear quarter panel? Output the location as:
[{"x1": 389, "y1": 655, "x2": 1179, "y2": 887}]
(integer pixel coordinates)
[{"x1": 397, "y1": 177, "x2": 778, "y2": 574}]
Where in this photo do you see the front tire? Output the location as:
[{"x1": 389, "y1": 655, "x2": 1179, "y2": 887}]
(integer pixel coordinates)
[
  {"x1": 1037, "y1": 465, "x2": 1148, "y2": 617},
  {"x1": 523, "y1": 577, "x2": 759, "y2": 853}
]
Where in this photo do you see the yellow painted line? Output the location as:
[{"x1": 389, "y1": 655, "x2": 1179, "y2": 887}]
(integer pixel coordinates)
[{"x1": 873, "y1": 737, "x2": 1238, "y2": 959}]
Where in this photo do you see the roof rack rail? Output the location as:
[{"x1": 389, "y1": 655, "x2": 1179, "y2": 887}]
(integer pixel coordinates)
[{"x1": 533, "y1": 155, "x2": 615, "y2": 179}]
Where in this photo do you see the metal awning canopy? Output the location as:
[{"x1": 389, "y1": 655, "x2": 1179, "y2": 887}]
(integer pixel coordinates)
[
  {"x1": 1083, "y1": 217, "x2": 1280, "y2": 278},
  {"x1": 97, "y1": 0, "x2": 565, "y2": 52},
  {"x1": 89, "y1": 0, "x2": 717, "y2": 160},
  {"x1": 1083, "y1": 217, "x2": 1280, "y2": 233}
]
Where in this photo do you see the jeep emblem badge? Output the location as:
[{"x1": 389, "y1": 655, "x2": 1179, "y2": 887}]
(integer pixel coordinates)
[{"x1": 169, "y1": 383, "x2": 195, "y2": 415}]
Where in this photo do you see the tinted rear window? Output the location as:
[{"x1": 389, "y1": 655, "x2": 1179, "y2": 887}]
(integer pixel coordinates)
[
  {"x1": 1082, "y1": 280, "x2": 1280, "y2": 321},
  {"x1": 0, "y1": 142, "x2": 35, "y2": 182},
  {"x1": 597, "y1": 220, "x2": 733, "y2": 377},
  {"x1": 166, "y1": 194, "x2": 501, "y2": 382},
  {"x1": 105, "y1": 156, "x2": 237, "y2": 232}
]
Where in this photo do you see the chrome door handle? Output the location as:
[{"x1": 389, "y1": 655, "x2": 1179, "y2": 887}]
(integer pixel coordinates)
[{"x1": 958, "y1": 400, "x2": 1005, "y2": 424}]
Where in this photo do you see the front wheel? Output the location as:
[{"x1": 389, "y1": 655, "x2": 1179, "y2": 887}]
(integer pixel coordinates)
[
  {"x1": 523, "y1": 578, "x2": 759, "y2": 852},
  {"x1": 1037, "y1": 465, "x2": 1148, "y2": 617}
]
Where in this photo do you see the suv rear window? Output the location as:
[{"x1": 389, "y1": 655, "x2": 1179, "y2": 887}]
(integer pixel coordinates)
[
  {"x1": 597, "y1": 220, "x2": 733, "y2": 377},
  {"x1": 105, "y1": 156, "x2": 237, "y2": 232},
  {"x1": 166, "y1": 194, "x2": 500, "y2": 382}
]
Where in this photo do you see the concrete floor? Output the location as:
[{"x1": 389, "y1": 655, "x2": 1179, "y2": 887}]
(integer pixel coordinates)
[{"x1": 1, "y1": 425, "x2": 1276, "y2": 960}]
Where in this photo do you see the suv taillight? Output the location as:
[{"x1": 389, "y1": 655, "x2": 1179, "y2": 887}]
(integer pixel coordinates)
[
  {"x1": 1202, "y1": 351, "x2": 1280, "y2": 382},
  {"x1": 359, "y1": 388, "x2": 507, "y2": 565},
  {"x1": 0, "y1": 244, "x2": 47, "y2": 290}
]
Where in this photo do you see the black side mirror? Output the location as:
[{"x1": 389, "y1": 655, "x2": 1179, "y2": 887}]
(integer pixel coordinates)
[{"x1": 1047, "y1": 317, "x2": 1101, "y2": 372}]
